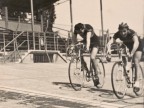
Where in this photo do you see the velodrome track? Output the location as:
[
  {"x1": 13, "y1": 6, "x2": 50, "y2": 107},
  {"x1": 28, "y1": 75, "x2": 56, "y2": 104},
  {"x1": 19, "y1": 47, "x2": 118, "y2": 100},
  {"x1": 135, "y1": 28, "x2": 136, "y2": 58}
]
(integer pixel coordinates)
[{"x1": 0, "y1": 60, "x2": 143, "y2": 108}]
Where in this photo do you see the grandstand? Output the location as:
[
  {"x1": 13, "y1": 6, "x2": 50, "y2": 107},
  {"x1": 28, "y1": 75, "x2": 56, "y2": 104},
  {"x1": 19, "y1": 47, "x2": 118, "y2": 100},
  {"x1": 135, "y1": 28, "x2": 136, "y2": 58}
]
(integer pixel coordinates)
[
  {"x1": 0, "y1": 0, "x2": 70, "y2": 63},
  {"x1": 0, "y1": 0, "x2": 111, "y2": 63}
]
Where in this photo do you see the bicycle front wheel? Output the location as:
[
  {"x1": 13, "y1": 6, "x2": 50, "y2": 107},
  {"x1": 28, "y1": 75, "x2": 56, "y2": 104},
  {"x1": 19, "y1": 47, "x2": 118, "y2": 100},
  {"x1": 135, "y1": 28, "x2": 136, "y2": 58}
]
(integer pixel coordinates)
[
  {"x1": 111, "y1": 62, "x2": 127, "y2": 99},
  {"x1": 68, "y1": 56, "x2": 85, "y2": 91},
  {"x1": 133, "y1": 64, "x2": 144, "y2": 96}
]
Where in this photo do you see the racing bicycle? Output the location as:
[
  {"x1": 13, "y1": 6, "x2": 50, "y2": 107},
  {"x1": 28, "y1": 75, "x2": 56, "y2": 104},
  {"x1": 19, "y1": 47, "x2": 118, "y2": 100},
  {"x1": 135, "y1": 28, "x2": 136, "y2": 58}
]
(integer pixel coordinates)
[
  {"x1": 68, "y1": 42, "x2": 105, "y2": 91},
  {"x1": 111, "y1": 43, "x2": 144, "y2": 99}
]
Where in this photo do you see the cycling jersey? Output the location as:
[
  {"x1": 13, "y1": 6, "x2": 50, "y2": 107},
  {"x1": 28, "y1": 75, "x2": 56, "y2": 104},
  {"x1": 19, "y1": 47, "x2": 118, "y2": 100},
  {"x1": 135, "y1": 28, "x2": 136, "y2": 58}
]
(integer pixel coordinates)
[
  {"x1": 74, "y1": 24, "x2": 100, "y2": 48},
  {"x1": 113, "y1": 29, "x2": 142, "y2": 52}
]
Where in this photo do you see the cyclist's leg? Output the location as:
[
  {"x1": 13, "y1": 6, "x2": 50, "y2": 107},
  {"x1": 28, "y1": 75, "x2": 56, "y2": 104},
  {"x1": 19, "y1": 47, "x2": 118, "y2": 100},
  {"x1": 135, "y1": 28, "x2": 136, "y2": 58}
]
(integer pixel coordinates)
[
  {"x1": 90, "y1": 47, "x2": 99, "y2": 75},
  {"x1": 91, "y1": 46, "x2": 100, "y2": 86},
  {"x1": 81, "y1": 56, "x2": 89, "y2": 72},
  {"x1": 133, "y1": 51, "x2": 142, "y2": 75},
  {"x1": 122, "y1": 56, "x2": 130, "y2": 72},
  {"x1": 133, "y1": 50, "x2": 142, "y2": 87}
]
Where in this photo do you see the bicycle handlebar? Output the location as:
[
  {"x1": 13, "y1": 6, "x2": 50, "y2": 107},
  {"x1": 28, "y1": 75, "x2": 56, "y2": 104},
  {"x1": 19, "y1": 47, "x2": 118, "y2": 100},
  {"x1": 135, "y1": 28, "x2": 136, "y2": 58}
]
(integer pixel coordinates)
[
  {"x1": 106, "y1": 43, "x2": 133, "y2": 62},
  {"x1": 117, "y1": 43, "x2": 130, "y2": 55},
  {"x1": 74, "y1": 42, "x2": 84, "y2": 46},
  {"x1": 108, "y1": 43, "x2": 130, "y2": 55},
  {"x1": 74, "y1": 42, "x2": 90, "y2": 53}
]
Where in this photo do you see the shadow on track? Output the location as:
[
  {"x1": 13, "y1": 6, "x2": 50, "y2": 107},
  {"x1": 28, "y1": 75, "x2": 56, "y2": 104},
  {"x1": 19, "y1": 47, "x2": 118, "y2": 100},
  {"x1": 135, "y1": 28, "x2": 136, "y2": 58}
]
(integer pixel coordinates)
[{"x1": 52, "y1": 81, "x2": 144, "y2": 106}]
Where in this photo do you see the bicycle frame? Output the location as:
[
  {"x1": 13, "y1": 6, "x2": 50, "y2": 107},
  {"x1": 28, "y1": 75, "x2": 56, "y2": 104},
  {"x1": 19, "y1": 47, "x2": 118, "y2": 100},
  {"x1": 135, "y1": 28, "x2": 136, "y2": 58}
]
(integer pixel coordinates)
[
  {"x1": 75, "y1": 42, "x2": 104, "y2": 75},
  {"x1": 74, "y1": 43, "x2": 92, "y2": 76},
  {"x1": 117, "y1": 43, "x2": 136, "y2": 86}
]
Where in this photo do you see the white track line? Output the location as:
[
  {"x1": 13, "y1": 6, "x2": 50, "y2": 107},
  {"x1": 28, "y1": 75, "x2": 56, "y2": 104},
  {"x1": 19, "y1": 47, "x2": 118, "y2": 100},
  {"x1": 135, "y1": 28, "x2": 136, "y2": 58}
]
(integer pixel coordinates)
[{"x1": 0, "y1": 86, "x2": 126, "y2": 108}]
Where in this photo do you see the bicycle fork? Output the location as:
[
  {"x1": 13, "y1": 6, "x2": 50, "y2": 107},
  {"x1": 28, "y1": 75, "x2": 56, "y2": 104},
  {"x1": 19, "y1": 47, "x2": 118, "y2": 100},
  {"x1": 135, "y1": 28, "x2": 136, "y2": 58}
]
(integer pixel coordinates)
[
  {"x1": 131, "y1": 64, "x2": 137, "y2": 87},
  {"x1": 124, "y1": 64, "x2": 136, "y2": 88}
]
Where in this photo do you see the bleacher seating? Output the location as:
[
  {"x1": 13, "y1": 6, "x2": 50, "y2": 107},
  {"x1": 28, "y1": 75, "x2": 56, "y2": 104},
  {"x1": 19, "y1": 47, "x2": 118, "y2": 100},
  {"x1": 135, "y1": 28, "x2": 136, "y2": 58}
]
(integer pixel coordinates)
[{"x1": 0, "y1": 28, "x2": 68, "y2": 62}]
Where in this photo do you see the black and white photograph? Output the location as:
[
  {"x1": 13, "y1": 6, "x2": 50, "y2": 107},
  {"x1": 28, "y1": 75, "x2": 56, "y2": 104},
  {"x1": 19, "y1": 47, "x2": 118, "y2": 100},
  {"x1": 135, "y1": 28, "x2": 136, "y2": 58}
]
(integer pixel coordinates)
[{"x1": 0, "y1": 0, "x2": 143, "y2": 107}]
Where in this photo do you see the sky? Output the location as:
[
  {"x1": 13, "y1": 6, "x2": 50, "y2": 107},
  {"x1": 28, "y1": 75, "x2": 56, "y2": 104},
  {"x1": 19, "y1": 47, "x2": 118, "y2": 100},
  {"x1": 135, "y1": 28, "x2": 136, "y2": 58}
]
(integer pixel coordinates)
[{"x1": 53, "y1": 0, "x2": 144, "y2": 37}]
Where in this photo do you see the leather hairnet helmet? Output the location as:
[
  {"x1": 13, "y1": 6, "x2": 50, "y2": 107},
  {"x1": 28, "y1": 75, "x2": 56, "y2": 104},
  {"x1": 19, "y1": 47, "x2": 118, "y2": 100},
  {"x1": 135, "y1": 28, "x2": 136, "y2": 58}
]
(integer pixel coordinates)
[{"x1": 118, "y1": 22, "x2": 129, "y2": 30}]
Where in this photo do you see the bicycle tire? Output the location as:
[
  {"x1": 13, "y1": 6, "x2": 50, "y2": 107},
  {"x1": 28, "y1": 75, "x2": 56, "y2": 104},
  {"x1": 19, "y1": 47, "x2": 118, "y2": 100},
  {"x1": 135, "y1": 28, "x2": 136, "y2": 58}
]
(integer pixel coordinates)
[
  {"x1": 111, "y1": 62, "x2": 127, "y2": 99},
  {"x1": 133, "y1": 64, "x2": 144, "y2": 96},
  {"x1": 68, "y1": 56, "x2": 85, "y2": 91},
  {"x1": 92, "y1": 58, "x2": 105, "y2": 88}
]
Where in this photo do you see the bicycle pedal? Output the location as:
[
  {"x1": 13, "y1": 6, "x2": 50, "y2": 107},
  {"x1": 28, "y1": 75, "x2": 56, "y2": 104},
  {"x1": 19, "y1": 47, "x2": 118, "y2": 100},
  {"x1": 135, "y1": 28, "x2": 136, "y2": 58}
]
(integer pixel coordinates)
[
  {"x1": 86, "y1": 71, "x2": 91, "y2": 77},
  {"x1": 127, "y1": 80, "x2": 131, "y2": 84},
  {"x1": 127, "y1": 84, "x2": 132, "y2": 88},
  {"x1": 86, "y1": 77, "x2": 91, "y2": 82},
  {"x1": 93, "y1": 78, "x2": 100, "y2": 87},
  {"x1": 133, "y1": 87, "x2": 140, "y2": 92}
]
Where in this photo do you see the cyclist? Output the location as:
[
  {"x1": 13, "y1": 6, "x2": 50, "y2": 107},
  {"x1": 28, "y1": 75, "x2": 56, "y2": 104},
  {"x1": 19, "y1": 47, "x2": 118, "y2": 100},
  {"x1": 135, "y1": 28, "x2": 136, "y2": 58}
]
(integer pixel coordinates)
[
  {"x1": 72, "y1": 23, "x2": 100, "y2": 86},
  {"x1": 106, "y1": 22, "x2": 143, "y2": 88}
]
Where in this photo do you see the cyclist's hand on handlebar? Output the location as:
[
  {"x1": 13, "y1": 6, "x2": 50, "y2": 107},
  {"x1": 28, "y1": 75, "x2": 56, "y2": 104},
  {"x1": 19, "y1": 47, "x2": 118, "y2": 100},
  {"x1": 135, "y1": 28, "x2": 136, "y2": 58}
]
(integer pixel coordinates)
[
  {"x1": 67, "y1": 44, "x2": 75, "y2": 55},
  {"x1": 127, "y1": 52, "x2": 133, "y2": 61},
  {"x1": 85, "y1": 47, "x2": 90, "y2": 53},
  {"x1": 106, "y1": 51, "x2": 111, "y2": 62},
  {"x1": 128, "y1": 53, "x2": 133, "y2": 58},
  {"x1": 116, "y1": 38, "x2": 123, "y2": 45},
  {"x1": 70, "y1": 44, "x2": 75, "y2": 49},
  {"x1": 106, "y1": 47, "x2": 111, "y2": 55}
]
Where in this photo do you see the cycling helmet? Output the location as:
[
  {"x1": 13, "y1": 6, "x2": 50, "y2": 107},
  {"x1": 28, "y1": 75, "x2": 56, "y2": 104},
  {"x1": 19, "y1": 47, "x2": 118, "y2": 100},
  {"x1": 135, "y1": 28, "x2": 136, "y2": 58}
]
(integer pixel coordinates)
[
  {"x1": 74, "y1": 23, "x2": 84, "y2": 31},
  {"x1": 118, "y1": 22, "x2": 129, "y2": 30}
]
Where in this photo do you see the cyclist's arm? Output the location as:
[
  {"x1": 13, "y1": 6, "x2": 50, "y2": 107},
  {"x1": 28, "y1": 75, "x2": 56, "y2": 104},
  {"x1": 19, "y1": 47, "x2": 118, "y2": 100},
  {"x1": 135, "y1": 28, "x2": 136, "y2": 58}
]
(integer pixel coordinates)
[
  {"x1": 131, "y1": 35, "x2": 139, "y2": 56},
  {"x1": 106, "y1": 38, "x2": 115, "y2": 53},
  {"x1": 115, "y1": 38, "x2": 123, "y2": 44},
  {"x1": 72, "y1": 33, "x2": 77, "y2": 45},
  {"x1": 86, "y1": 32, "x2": 91, "y2": 51}
]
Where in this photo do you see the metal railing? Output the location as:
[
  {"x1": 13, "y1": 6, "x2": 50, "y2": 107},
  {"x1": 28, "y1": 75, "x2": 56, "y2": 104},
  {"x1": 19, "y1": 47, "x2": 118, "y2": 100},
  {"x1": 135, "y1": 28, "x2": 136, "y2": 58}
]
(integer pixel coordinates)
[
  {"x1": 0, "y1": 30, "x2": 68, "y2": 62},
  {"x1": 0, "y1": 31, "x2": 24, "y2": 52},
  {"x1": 4, "y1": 40, "x2": 29, "y2": 62}
]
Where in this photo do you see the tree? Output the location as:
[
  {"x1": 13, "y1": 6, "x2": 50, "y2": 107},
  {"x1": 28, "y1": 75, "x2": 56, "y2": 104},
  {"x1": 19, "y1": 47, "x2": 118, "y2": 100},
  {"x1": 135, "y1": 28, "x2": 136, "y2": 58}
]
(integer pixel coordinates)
[{"x1": 42, "y1": 5, "x2": 56, "y2": 32}]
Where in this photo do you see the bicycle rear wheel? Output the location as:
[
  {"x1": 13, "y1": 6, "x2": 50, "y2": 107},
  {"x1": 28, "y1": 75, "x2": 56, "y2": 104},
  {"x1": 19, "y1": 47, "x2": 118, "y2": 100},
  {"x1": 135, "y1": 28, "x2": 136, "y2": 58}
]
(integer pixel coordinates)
[
  {"x1": 92, "y1": 58, "x2": 105, "y2": 88},
  {"x1": 133, "y1": 64, "x2": 144, "y2": 96},
  {"x1": 68, "y1": 56, "x2": 85, "y2": 91},
  {"x1": 111, "y1": 62, "x2": 127, "y2": 99}
]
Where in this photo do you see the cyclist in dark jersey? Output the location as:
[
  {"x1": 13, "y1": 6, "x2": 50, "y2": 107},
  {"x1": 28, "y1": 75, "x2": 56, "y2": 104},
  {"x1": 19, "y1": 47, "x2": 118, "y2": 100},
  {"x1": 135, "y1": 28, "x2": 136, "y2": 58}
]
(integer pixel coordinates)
[
  {"x1": 106, "y1": 22, "x2": 142, "y2": 88},
  {"x1": 72, "y1": 23, "x2": 100, "y2": 86}
]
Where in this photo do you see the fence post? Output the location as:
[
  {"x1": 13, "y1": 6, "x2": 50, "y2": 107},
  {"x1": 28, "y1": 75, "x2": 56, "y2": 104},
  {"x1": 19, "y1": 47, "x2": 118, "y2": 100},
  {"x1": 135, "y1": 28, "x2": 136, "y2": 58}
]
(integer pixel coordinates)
[
  {"x1": 33, "y1": 32, "x2": 35, "y2": 50},
  {"x1": 106, "y1": 29, "x2": 109, "y2": 44},
  {"x1": 27, "y1": 31, "x2": 30, "y2": 50},
  {"x1": 3, "y1": 34, "x2": 6, "y2": 63},
  {"x1": 13, "y1": 32, "x2": 16, "y2": 62},
  {"x1": 44, "y1": 32, "x2": 47, "y2": 50},
  {"x1": 54, "y1": 32, "x2": 56, "y2": 50},
  {"x1": 56, "y1": 33, "x2": 58, "y2": 50},
  {"x1": 4, "y1": 7, "x2": 8, "y2": 29},
  {"x1": 38, "y1": 32, "x2": 41, "y2": 50}
]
